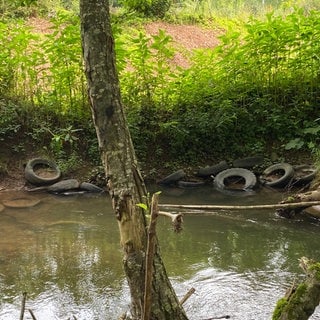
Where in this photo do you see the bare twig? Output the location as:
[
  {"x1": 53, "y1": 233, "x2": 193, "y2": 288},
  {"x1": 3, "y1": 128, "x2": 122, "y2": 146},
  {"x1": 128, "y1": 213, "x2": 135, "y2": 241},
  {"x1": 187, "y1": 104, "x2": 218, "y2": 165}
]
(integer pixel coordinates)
[
  {"x1": 159, "y1": 211, "x2": 183, "y2": 232},
  {"x1": 28, "y1": 309, "x2": 38, "y2": 320},
  {"x1": 179, "y1": 287, "x2": 195, "y2": 305},
  {"x1": 19, "y1": 292, "x2": 27, "y2": 320},
  {"x1": 202, "y1": 316, "x2": 230, "y2": 319},
  {"x1": 143, "y1": 193, "x2": 159, "y2": 320}
]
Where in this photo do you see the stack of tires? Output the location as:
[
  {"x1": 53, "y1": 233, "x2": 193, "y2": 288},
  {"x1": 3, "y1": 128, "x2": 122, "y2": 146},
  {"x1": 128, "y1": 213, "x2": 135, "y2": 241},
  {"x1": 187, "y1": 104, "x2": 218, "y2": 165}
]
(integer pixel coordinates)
[
  {"x1": 25, "y1": 158, "x2": 104, "y2": 195},
  {"x1": 158, "y1": 156, "x2": 318, "y2": 193}
]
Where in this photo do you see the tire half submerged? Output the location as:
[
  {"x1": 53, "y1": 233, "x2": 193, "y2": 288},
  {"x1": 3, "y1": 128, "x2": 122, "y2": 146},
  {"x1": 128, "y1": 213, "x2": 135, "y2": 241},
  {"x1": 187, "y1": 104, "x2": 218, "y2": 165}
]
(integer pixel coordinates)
[{"x1": 214, "y1": 168, "x2": 257, "y2": 191}]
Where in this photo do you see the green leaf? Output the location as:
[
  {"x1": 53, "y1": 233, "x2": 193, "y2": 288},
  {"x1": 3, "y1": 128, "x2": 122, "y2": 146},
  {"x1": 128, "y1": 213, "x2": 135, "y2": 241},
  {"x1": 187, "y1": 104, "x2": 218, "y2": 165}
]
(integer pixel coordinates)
[
  {"x1": 137, "y1": 203, "x2": 148, "y2": 211},
  {"x1": 285, "y1": 138, "x2": 304, "y2": 150}
]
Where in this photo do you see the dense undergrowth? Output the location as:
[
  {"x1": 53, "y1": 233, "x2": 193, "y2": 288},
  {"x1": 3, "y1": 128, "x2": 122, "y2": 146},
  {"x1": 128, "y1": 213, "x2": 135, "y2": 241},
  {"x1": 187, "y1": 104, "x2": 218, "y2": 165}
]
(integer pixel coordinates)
[{"x1": 0, "y1": 0, "x2": 320, "y2": 179}]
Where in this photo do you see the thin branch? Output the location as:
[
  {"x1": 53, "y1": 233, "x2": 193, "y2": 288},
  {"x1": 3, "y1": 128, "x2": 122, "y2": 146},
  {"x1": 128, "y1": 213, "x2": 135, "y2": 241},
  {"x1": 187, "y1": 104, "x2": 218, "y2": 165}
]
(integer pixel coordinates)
[
  {"x1": 179, "y1": 287, "x2": 195, "y2": 305},
  {"x1": 28, "y1": 309, "x2": 38, "y2": 320},
  {"x1": 143, "y1": 193, "x2": 159, "y2": 320},
  {"x1": 201, "y1": 316, "x2": 230, "y2": 319},
  {"x1": 159, "y1": 211, "x2": 183, "y2": 232},
  {"x1": 19, "y1": 292, "x2": 27, "y2": 320}
]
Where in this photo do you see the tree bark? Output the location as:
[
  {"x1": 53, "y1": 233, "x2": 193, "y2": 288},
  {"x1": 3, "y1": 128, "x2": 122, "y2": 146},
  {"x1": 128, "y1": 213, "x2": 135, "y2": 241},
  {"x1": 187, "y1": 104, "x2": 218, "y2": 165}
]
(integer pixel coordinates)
[
  {"x1": 79, "y1": 1, "x2": 188, "y2": 319},
  {"x1": 272, "y1": 257, "x2": 320, "y2": 320}
]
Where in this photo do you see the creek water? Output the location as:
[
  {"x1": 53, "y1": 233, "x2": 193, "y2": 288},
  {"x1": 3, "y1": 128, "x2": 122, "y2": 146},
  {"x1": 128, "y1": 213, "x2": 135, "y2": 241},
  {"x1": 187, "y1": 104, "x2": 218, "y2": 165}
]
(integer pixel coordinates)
[{"x1": 0, "y1": 185, "x2": 320, "y2": 320}]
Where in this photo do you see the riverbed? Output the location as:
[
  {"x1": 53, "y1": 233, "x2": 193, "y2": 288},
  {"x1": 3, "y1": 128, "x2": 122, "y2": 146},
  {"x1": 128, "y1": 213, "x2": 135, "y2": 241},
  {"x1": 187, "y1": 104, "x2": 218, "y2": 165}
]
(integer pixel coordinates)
[{"x1": 0, "y1": 185, "x2": 319, "y2": 319}]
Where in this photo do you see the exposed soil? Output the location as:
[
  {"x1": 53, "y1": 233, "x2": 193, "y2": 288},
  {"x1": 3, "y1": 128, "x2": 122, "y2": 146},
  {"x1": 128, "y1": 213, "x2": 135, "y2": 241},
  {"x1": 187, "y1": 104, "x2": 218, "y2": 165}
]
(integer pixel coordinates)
[
  {"x1": 144, "y1": 21, "x2": 222, "y2": 67},
  {"x1": 27, "y1": 17, "x2": 222, "y2": 68}
]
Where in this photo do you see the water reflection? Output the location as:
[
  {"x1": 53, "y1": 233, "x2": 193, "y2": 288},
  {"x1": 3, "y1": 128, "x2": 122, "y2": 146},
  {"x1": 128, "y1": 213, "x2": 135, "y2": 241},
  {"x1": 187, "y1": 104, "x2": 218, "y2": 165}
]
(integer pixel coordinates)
[{"x1": 0, "y1": 187, "x2": 320, "y2": 319}]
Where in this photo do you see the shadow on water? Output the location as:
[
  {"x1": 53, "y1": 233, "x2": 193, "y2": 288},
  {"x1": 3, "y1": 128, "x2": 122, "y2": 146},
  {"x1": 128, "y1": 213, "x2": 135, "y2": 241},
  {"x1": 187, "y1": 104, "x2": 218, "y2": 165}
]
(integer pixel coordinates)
[{"x1": 0, "y1": 186, "x2": 320, "y2": 319}]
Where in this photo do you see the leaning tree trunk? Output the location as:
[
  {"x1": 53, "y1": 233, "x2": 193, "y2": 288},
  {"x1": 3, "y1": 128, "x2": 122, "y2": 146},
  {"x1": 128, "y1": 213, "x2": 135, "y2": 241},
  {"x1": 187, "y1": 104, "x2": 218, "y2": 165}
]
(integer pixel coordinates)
[
  {"x1": 272, "y1": 257, "x2": 320, "y2": 320},
  {"x1": 79, "y1": 1, "x2": 188, "y2": 319}
]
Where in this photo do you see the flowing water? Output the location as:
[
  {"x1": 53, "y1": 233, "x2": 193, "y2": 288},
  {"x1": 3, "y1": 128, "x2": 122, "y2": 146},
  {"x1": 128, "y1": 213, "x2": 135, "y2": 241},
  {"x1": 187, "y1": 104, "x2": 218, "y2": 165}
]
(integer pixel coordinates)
[{"x1": 0, "y1": 185, "x2": 320, "y2": 320}]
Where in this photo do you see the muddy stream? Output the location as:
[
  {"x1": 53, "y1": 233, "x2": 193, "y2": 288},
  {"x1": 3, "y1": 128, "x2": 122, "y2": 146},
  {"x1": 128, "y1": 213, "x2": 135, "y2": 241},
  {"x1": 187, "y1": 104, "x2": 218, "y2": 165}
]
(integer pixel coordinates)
[{"x1": 0, "y1": 185, "x2": 320, "y2": 319}]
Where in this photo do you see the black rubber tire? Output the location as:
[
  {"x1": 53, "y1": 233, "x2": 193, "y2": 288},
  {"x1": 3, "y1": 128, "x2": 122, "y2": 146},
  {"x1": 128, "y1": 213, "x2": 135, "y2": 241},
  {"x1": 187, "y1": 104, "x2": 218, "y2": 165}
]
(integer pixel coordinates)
[
  {"x1": 214, "y1": 168, "x2": 257, "y2": 191},
  {"x1": 177, "y1": 180, "x2": 205, "y2": 188},
  {"x1": 47, "y1": 179, "x2": 80, "y2": 193},
  {"x1": 79, "y1": 182, "x2": 104, "y2": 193},
  {"x1": 232, "y1": 156, "x2": 264, "y2": 169},
  {"x1": 292, "y1": 165, "x2": 318, "y2": 186},
  {"x1": 196, "y1": 161, "x2": 230, "y2": 177},
  {"x1": 25, "y1": 158, "x2": 61, "y2": 186},
  {"x1": 260, "y1": 163, "x2": 294, "y2": 188},
  {"x1": 158, "y1": 169, "x2": 186, "y2": 185}
]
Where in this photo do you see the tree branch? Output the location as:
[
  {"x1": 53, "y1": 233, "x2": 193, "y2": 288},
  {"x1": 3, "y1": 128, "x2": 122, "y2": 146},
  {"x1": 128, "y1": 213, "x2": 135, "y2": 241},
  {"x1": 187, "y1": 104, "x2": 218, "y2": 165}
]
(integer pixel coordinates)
[
  {"x1": 179, "y1": 287, "x2": 195, "y2": 305},
  {"x1": 143, "y1": 194, "x2": 159, "y2": 320},
  {"x1": 159, "y1": 201, "x2": 320, "y2": 211},
  {"x1": 159, "y1": 211, "x2": 183, "y2": 232},
  {"x1": 19, "y1": 292, "x2": 27, "y2": 320}
]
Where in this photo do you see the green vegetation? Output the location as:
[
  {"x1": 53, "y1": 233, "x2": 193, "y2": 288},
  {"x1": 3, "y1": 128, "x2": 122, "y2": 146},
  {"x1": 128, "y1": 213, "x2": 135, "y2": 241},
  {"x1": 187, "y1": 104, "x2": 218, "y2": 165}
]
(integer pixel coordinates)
[
  {"x1": 0, "y1": 0, "x2": 320, "y2": 177},
  {"x1": 272, "y1": 284, "x2": 308, "y2": 320}
]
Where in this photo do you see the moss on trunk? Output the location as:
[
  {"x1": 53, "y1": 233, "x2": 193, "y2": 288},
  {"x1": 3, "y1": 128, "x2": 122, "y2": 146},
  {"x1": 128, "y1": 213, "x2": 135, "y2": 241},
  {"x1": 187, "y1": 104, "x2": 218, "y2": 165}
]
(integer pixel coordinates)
[{"x1": 272, "y1": 258, "x2": 320, "y2": 320}]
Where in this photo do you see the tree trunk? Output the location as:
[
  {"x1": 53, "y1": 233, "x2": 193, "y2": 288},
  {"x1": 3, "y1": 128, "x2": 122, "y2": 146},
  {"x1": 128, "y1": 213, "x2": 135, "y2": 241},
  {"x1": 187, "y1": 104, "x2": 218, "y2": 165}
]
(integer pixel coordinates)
[
  {"x1": 272, "y1": 257, "x2": 320, "y2": 320},
  {"x1": 79, "y1": 1, "x2": 188, "y2": 319}
]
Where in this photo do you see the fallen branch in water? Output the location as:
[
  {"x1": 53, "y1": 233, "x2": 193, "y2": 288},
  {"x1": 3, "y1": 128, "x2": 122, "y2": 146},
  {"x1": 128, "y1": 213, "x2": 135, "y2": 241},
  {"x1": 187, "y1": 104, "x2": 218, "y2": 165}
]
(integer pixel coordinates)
[
  {"x1": 202, "y1": 316, "x2": 230, "y2": 319},
  {"x1": 158, "y1": 201, "x2": 320, "y2": 211},
  {"x1": 201, "y1": 316, "x2": 230, "y2": 319},
  {"x1": 159, "y1": 210, "x2": 183, "y2": 232},
  {"x1": 28, "y1": 309, "x2": 38, "y2": 320},
  {"x1": 20, "y1": 292, "x2": 27, "y2": 320},
  {"x1": 179, "y1": 287, "x2": 195, "y2": 305}
]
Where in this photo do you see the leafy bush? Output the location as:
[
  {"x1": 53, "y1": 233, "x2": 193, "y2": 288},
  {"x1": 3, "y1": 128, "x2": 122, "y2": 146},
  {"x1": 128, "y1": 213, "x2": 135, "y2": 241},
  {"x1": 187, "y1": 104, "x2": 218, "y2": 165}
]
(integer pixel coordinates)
[
  {"x1": 119, "y1": 0, "x2": 171, "y2": 18},
  {"x1": 1, "y1": 5, "x2": 319, "y2": 170}
]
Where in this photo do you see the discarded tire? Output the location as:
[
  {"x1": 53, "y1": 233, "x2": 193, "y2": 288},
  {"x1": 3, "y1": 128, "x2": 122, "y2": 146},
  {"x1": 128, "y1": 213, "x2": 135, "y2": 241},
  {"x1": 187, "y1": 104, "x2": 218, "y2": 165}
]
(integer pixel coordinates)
[
  {"x1": 292, "y1": 165, "x2": 317, "y2": 186},
  {"x1": 214, "y1": 168, "x2": 257, "y2": 191},
  {"x1": 25, "y1": 158, "x2": 61, "y2": 186},
  {"x1": 232, "y1": 156, "x2": 264, "y2": 169},
  {"x1": 260, "y1": 163, "x2": 294, "y2": 188},
  {"x1": 158, "y1": 169, "x2": 186, "y2": 185},
  {"x1": 79, "y1": 182, "x2": 104, "y2": 193},
  {"x1": 177, "y1": 180, "x2": 205, "y2": 188},
  {"x1": 196, "y1": 161, "x2": 229, "y2": 177},
  {"x1": 47, "y1": 179, "x2": 80, "y2": 193}
]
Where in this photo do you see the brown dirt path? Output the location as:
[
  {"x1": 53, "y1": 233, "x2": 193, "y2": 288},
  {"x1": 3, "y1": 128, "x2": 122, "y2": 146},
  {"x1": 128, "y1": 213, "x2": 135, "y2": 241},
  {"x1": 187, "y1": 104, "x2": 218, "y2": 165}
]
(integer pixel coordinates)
[{"x1": 144, "y1": 21, "x2": 221, "y2": 67}]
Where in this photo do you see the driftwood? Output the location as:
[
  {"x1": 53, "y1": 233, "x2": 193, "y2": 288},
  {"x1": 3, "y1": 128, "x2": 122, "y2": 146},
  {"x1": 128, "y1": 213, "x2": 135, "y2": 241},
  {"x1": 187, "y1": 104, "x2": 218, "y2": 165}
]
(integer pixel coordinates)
[
  {"x1": 272, "y1": 257, "x2": 320, "y2": 320},
  {"x1": 276, "y1": 189, "x2": 320, "y2": 218},
  {"x1": 294, "y1": 189, "x2": 320, "y2": 202},
  {"x1": 158, "y1": 201, "x2": 320, "y2": 211}
]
